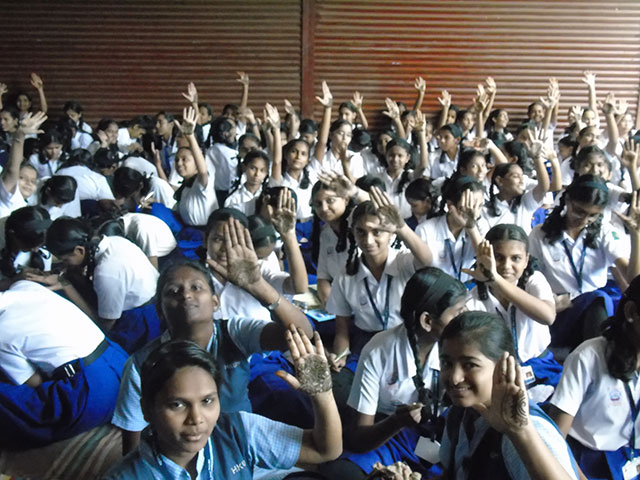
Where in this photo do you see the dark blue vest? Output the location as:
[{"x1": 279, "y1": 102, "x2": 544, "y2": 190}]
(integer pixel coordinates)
[{"x1": 209, "y1": 412, "x2": 254, "y2": 479}]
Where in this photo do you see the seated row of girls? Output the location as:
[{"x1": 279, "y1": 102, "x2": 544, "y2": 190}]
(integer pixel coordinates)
[{"x1": 112, "y1": 216, "x2": 314, "y2": 455}]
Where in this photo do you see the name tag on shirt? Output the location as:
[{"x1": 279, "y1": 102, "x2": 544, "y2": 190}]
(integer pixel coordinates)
[
  {"x1": 622, "y1": 457, "x2": 640, "y2": 480},
  {"x1": 522, "y1": 365, "x2": 535, "y2": 386}
]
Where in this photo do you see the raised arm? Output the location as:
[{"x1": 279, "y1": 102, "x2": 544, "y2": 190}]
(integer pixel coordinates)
[
  {"x1": 276, "y1": 327, "x2": 342, "y2": 464},
  {"x1": 268, "y1": 189, "x2": 308, "y2": 294},
  {"x1": 352, "y1": 91, "x2": 368, "y2": 130},
  {"x1": 527, "y1": 131, "x2": 552, "y2": 202},
  {"x1": 621, "y1": 138, "x2": 640, "y2": 191},
  {"x1": 4, "y1": 111, "x2": 47, "y2": 193},
  {"x1": 237, "y1": 71, "x2": 249, "y2": 109},
  {"x1": 314, "y1": 81, "x2": 333, "y2": 163},
  {"x1": 206, "y1": 218, "x2": 314, "y2": 348},
  {"x1": 177, "y1": 107, "x2": 209, "y2": 187},
  {"x1": 30, "y1": 73, "x2": 47, "y2": 114},
  {"x1": 473, "y1": 84, "x2": 490, "y2": 138},
  {"x1": 413, "y1": 110, "x2": 430, "y2": 178},
  {"x1": 413, "y1": 76, "x2": 426, "y2": 112},
  {"x1": 283, "y1": 99, "x2": 300, "y2": 141},
  {"x1": 582, "y1": 71, "x2": 598, "y2": 114},
  {"x1": 484, "y1": 77, "x2": 497, "y2": 118},
  {"x1": 437, "y1": 90, "x2": 451, "y2": 128},
  {"x1": 383, "y1": 97, "x2": 406, "y2": 139},
  {"x1": 181, "y1": 82, "x2": 199, "y2": 112},
  {"x1": 541, "y1": 78, "x2": 560, "y2": 133},
  {"x1": 265, "y1": 103, "x2": 282, "y2": 182},
  {"x1": 617, "y1": 192, "x2": 640, "y2": 282},
  {"x1": 600, "y1": 92, "x2": 620, "y2": 156},
  {"x1": 240, "y1": 106, "x2": 261, "y2": 139}
]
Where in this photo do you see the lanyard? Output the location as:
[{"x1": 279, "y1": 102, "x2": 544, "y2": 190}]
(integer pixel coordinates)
[
  {"x1": 496, "y1": 305, "x2": 520, "y2": 363},
  {"x1": 431, "y1": 370, "x2": 440, "y2": 419},
  {"x1": 444, "y1": 236, "x2": 466, "y2": 281},
  {"x1": 562, "y1": 239, "x2": 587, "y2": 294},
  {"x1": 624, "y1": 382, "x2": 640, "y2": 456},
  {"x1": 364, "y1": 275, "x2": 392, "y2": 330}
]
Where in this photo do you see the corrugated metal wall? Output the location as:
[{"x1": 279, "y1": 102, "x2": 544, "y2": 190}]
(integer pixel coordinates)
[
  {"x1": 305, "y1": 0, "x2": 640, "y2": 132},
  {"x1": 1, "y1": 1, "x2": 302, "y2": 125}
]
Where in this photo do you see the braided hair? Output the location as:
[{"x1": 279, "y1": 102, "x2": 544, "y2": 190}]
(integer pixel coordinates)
[
  {"x1": 486, "y1": 163, "x2": 523, "y2": 218},
  {"x1": 400, "y1": 267, "x2": 466, "y2": 414},
  {"x1": 282, "y1": 139, "x2": 312, "y2": 189},
  {"x1": 345, "y1": 201, "x2": 378, "y2": 276},
  {"x1": 385, "y1": 137, "x2": 416, "y2": 194},
  {"x1": 46, "y1": 217, "x2": 100, "y2": 280},
  {"x1": 0, "y1": 206, "x2": 51, "y2": 278},
  {"x1": 437, "y1": 175, "x2": 484, "y2": 217},
  {"x1": 228, "y1": 150, "x2": 271, "y2": 196},
  {"x1": 541, "y1": 174, "x2": 608, "y2": 248},
  {"x1": 39, "y1": 175, "x2": 77, "y2": 207},
  {"x1": 476, "y1": 224, "x2": 536, "y2": 301}
]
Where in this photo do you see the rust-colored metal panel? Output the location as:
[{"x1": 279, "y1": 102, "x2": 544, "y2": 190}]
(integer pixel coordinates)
[
  {"x1": 306, "y1": 0, "x2": 640, "y2": 133},
  {"x1": 1, "y1": 1, "x2": 302, "y2": 125}
]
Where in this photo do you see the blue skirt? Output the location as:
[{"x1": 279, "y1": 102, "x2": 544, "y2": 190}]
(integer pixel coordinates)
[
  {"x1": 109, "y1": 303, "x2": 165, "y2": 354},
  {"x1": 0, "y1": 339, "x2": 128, "y2": 450},
  {"x1": 568, "y1": 436, "x2": 638, "y2": 480}
]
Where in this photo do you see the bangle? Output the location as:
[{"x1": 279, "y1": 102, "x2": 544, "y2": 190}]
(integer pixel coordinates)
[{"x1": 264, "y1": 294, "x2": 281, "y2": 312}]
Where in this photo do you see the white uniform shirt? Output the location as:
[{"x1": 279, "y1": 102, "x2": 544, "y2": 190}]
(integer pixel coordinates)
[
  {"x1": 93, "y1": 236, "x2": 159, "y2": 320},
  {"x1": 29, "y1": 154, "x2": 60, "y2": 178},
  {"x1": 205, "y1": 142, "x2": 238, "y2": 191},
  {"x1": 316, "y1": 223, "x2": 348, "y2": 282},
  {"x1": 177, "y1": 175, "x2": 219, "y2": 227},
  {"x1": 380, "y1": 170, "x2": 413, "y2": 219},
  {"x1": 55, "y1": 165, "x2": 114, "y2": 201},
  {"x1": 551, "y1": 336, "x2": 640, "y2": 451},
  {"x1": 430, "y1": 150, "x2": 458, "y2": 182},
  {"x1": 466, "y1": 271, "x2": 554, "y2": 362},
  {"x1": 528, "y1": 223, "x2": 630, "y2": 298},
  {"x1": 211, "y1": 274, "x2": 272, "y2": 322},
  {"x1": 259, "y1": 251, "x2": 289, "y2": 294},
  {"x1": 326, "y1": 248, "x2": 416, "y2": 332},
  {"x1": 121, "y1": 212, "x2": 177, "y2": 257},
  {"x1": 0, "y1": 180, "x2": 26, "y2": 219},
  {"x1": 122, "y1": 156, "x2": 158, "y2": 177},
  {"x1": 348, "y1": 324, "x2": 440, "y2": 416},
  {"x1": 321, "y1": 149, "x2": 366, "y2": 180},
  {"x1": 416, "y1": 215, "x2": 484, "y2": 283},
  {"x1": 270, "y1": 158, "x2": 321, "y2": 222},
  {"x1": 0, "y1": 281, "x2": 104, "y2": 384},
  {"x1": 224, "y1": 184, "x2": 262, "y2": 216},
  {"x1": 117, "y1": 127, "x2": 138, "y2": 153},
  {"x1": 481, "y1": 188, "x2": 542, "y2": 234}
]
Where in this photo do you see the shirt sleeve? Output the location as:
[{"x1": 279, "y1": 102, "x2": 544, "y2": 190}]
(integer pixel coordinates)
[
  {"x1": 239, "y1": 411, "x2": 303, "y2": 470},
  {"x1": 94, "y1": 271, "x2": 127, "y2": 320},
  {"x1": 347, "y1": 341, "x2": 383, "y2": 416},
  {"x1": 549, "y1": 343, "x2": 594, "y2": 417},
  {"x1": 0, "y1": 347, "x2": 36, "y2": 385},
  {"x1": 325, "y1": 275, "x2": 353, "y2": 317},
  {"x1": 526, "y1": 271, "x2": 554, "y2": 303},
  {"x1": 227, "y1": 318, "x2": 268, "y2": 357},
  {"x1": 111, "y1": 356, "x2": 147, "y2": 431},
  {"x1": 602, "y1": 226, "x2": 631, "y2": 265}
]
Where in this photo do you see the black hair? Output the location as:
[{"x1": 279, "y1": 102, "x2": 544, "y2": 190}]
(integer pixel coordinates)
[
  {"x1": 438, "y1": 175, "x2": 484, "y2": 217},
  {"x1": 486, "y1": 109, "x2": 510, "y2": 136},
  {"x1": 345, "y1": 201, "x2": 379, "y2": 275},
  {"x1": 486, "y1": 163, "x2": 523, "y2": 218},
  {"x1": 604, "y1": 276, "x2": 640, "y2": 382},
  {"x1": 310, "y1": 181, "x2": 354, "y2": 264},
  {"x1": 0, "y1": 206, "x2": 51, "y2": 278},
  {"x1": 574, "y1": 145, "x2": 611, "y2": 179},
  {"x1": 404, "y1": 178, "x2": 438, "y2": 218},
  {"x1": 255, "y1": 186, "x2": 298, "y2": 220},
  {"x1": 373, "y1": 129, "x2": 396, "y2": 161},
  {"x1": 96, "y1": 117, "x2": 117, "y2": 135},
  {"x1": 558, "y1": 135, "x2": 579, "y2": 165},
  {"x1": 299, "y1": 119, "x2": 318, "y2": 135},
  {"x1": 502, "y1": 140, "x2": 533, "y2": 176},
  {"x1": 247, "y1": 214, "x2": 277, "y2": 249},
  {"x1": 349, "y1": 128, "x2": 371, "y2": 152},
  {"x1": 339, "y1": 101, "x2": 357, "y2": 114},
  {"x1": 112, "y1": 166, "x2": 152, "y2": 200},
  {"x1": 457, "y1": 147, "x2": 486, "y2": 176},
  {"x1": 46, "y1": 217, "x2": 100, "y2": 279},
  {"x1": 438, "y1": 123, "x2": 462, "y2": 140},
  {"x1": 210, "y1": 116, "x2": 236, "y2": 147},
  {"x1": 1, "y1": 107, "x2": 20, "y2": 122},
  {"x1": 155, "y1": 259, "x2": 216, "y2": 318},
  {"x1": 198, "y1": 103, "x2": 213, "y2": 119},
  {"x1": 93, "y1": 147, "x2": 120, "y2": 171},
  {"x1": 39, "y1": 175, "x2": 77, "y2": 206},
  {"x1": 401, "y1": 267, "x2": 466, "y2": 411},
  {"x1": 541, "y1": 174, "x2": 608, "y2": 248},
  {"x1": 527, "y1": 101, "x2": 545, "y2": 118},
  {"x1": 140, "y1": 340, "x2": 221, "y2": 416},
  {"x1": 204, "y1": 207, "x2": 249, "y2": 243},
  {"x1": 238, "y1": 133, "x2": 262, "y2": 156},
  {"x1": 36, "y1": 130, "x2": 66, "y2": 165},
  {"x1": 441, "y1": 311, "x2": 516, "y2": 361},
  {"x1": 58, "y1": 148, "x2": 93, "y2": 170},
  {"x1": 282, "y1": 139, "x2": 312, "y2": 189},
  {"x1": 228, "y1": 150, "x2": 271, "y2": 196},
  {"x1": 328, "y1": 119, "x2": 353, "y2": 149},
  {"x1": 385, "y1": 137, "x2": 415, "y2": 194},
  {"x1": 476, "y1": 224, "x2": 536, "y2": 300},
  {"x1": 355, "y1": 175, "x2": 387, "y2": 193}
]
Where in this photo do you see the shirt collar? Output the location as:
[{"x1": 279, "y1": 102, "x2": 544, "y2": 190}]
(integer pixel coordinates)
[{"x1": 355, "y1": 247, "x2": 401, "y2": 281}]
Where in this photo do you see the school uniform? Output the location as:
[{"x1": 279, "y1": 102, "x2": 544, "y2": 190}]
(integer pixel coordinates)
[
  {"x1": 316, "y1": 224, "x2": 348, "y2": 283},
  {"x1": 71, "y1": 130, "x2": 93, "y2": 150},
  {"x1": 321, "y1": 149, "x2": 366, "y2": 180},
  {"x1": 29, "y1": 154, "x2": 61, "y2": 178},
  {"x1": 381, "y1": 170, "x2": 413, "y2": 219},
  {"x1": 430, "y1": 150, "x2": 458, "y2": 185},
  {"x1": 224, "y1": 183, "x2": 262, "y2": 216},
  {"x1": 340, "y1": 325, "x2": 441, "y2": 475},
  {"x1": 205, "y1": 142, "x2": 239, "y2": 193},
  {"x1": 326, "y1": 248, "x2": 416, "y2": 353},
  {"x1": 551, "y1": 336, "x2": 640, "y2": 479},
  {"x1": 259, "y1": 251, "x2": 290, "y2": 295},
  {"x1": 42, "y1": 198, "x2": 81, "y2": 220},
  {"x1": 481, "y1": 188, "x2": 542, "y2": 234},
  {"x1": 176, "y1": 175, "x2": 219, "y2": 227},
  {"x1": 105, "y1": 411, "x2": 302, "y2": 480},
  {"x1": 55, "y1": 164, "x2": 115, "y2": 201},
  {"x1": 270, "y1": 159, "x2": 321, "y2": 222},
  {"x1": 211, "y1": 273, "x2": 272, "y2": 322},
  {"x1": 121, "y1": 212, "x2": 177, "y2": 258},
  {"x1": 0, "y1": 180, "x2": 26, "y2": 219},
  {"x1": 0, "y1": 281, "x2": 128, "y2": 449},
  {"x1": 112, "y1": 317, "x2": 267, "y2": 433},
  {"x1": 361, "y1": 147, "x2": 382, "y2": 175},
  {"x1": 440, "y1": 404, "x2": 579, "y2": 479},
  {"x1": 560, "y1": 157, "x2": 575, "y2": 186},
  {"x1": 117, "y1": 127, "x2": 138, "y2": 154},
  {"x1": 415, "y1": 215, "x2": 486, "y2": 283},
  {"x1": 93, "y1": 235, "x2": 161, "y2": 353}
]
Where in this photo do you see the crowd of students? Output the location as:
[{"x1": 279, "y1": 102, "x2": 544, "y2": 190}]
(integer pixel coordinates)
[{"x1": 0, "y1": 69, "x2": 639, "y2": 479}]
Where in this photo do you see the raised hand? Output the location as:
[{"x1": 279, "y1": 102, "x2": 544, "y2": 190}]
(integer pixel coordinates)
[
  {"x1": 413, "y1": 110, "x2": 426, "y2": 134},
  {"x1": 352, "y1": 90, "x2": 364, "y2": 110},
  {"x1": 382, "y1": 97, "x2": 401, "y2": 120},
  {"x1": 474, "y1": 84, "x2": 489, "y2": 113},
  {"x1": 317, "y1": 170, "x2": 358, "y2": 199},
  {"x1": 438, "y1": 90, "x2": 451, "y2": 109},
  {"x1": 283, "y1": 98, "x2": 296, "y2": 117},
  {"x1": 315, "y1": 80, "x2": 333, "y2": 108},
  {"x1": 472, "y1": 353, "x2": 529, "y2": 434},
  {"x1": 276, "y1": 327, "x2": 332, "y2": 396},
  {"x1": 598, "y1": 91, "x2": 616, "y2": 115},
  {"x1": 206, "y1": 218, "x2": 261, "y2": 289},
  {"x1": 485, "y1": 76, "x2": 497, "y2": 95},
  {"x1": 582, "y1": 70, "x2": 596, "y2": 88},
  {"x1": 181, "y1": 82, "x2": 198, "y2": 104},
  {"x1": 268, "y1": 188, "x2": 296, "y2": 234},
  {"x1": 30, "y1": 73, "x2": 44, "y2": 90},
  {"x1": 236, "y1": 71, "x2": 250, "y2": 87},
  {"x1": 0, "y1": 83, "x2": 7, "y2": 97},
  {"x1": 264, "y1": 102, "x2": 281, "y2": 130},
  {"x1": 621, "y1": 138, "x2": 640, "y2": 170},
  {"x1": 459, "y1": 189, "x2": 482, "y2": 228},
  {"x1": 462, "y1": 240, "x2": 498, "y2": 283},
  {"x1": 239, "y1": 106, "x2": 256, "y2": 124},
  {"x1": 414, "y1": 76, "x2": 426, "y2": 94},
  {"x1": 370, "y1": 186, "x2": 404, "y2": 233},
  {"x1": 176, "y1": 106, "x2": 198, "y2": 136},
  {"x1": 525, "y1": 128, "x2": 547, "y2": 158},
  {"x1": 616, "y1": 191, "x2": 640, "y2": 233},
  {"x1": 18, "y1": 111, "x2": 47, "y2": 136},
  {"x1": 569, "y1": 105, "x2": 584, "y2": 124}
]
